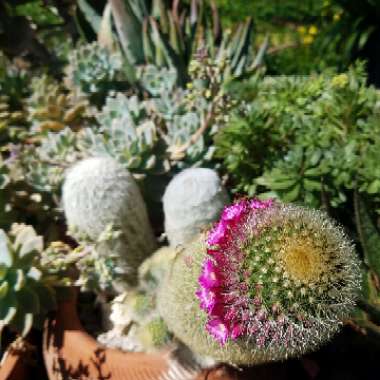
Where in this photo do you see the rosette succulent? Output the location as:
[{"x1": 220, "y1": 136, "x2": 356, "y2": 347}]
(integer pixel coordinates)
[
  {"x1": 0, "y1": 224, "x2": 56, "y2": 337},
  {"x1": 158, "y1": 199, "x2": 361, "y2": 365},
  {"x1": 65, "y1": 42, "x2": 125, "y2": 103}
]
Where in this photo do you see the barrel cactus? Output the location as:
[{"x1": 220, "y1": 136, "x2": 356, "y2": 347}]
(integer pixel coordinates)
[
  {"x1": 163, "y1": 168, "x2": 229, "y2": 247},
  {"x1": 62, "y1": 156, "x2": 156, "y2": 287},
  {"x1": 158, "y1": 198, "x2": 361, "y2": 365},
  {"x1": 0, "y1": 224, "x2": 56, "y2": 337}
]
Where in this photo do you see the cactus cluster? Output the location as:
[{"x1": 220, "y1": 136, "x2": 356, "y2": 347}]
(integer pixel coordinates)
[
  {"x1": 98, "y1": 289, "x2": 171, "y2": 353},
  {"x1": 158, "y1": 198, "x2": 361, "y2": 365},
  {"x1": 0, "y1": 224, "x2": 56, "y2": 337},
  {"x1": 62, "y1": 156, "x2": 156, "y2": 288}
]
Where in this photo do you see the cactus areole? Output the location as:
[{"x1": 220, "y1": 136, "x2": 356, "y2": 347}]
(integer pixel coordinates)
[{"x1": 159, "y1": 199, "x2": 360, "y2": 364}]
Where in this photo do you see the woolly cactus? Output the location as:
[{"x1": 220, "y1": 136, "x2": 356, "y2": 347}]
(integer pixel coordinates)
[
  {"x1": 0, "y1": 224, "x2": 56, "y2": 337},
  {"x1": 163, "y1": 168, "x2": 229, "y2": 247},
  {"x1": 62, "y1": 156, "x2": 156, "y2": 286},
  {"x1": 158, "y1": 199, "x2": 361, "y2": 365}
]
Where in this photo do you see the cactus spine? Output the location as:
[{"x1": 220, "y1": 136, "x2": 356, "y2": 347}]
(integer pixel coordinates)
[
  {"x1": 163, "y1": 168, "x2": 229, "y2": 247},
  {"x1": 158, "y1": 199, "x2": 361, "y2": 365},
  {"x1": 62, "y1": 156, "x2": 156, "y2": 287}
]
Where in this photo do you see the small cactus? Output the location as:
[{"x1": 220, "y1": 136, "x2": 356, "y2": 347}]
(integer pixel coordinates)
[
  {"x1": 138, "y1": 246, "x2": 178, "y2": 290},
  {"x1": 163, "y1": 168, "x2": 229, "y2": 247},
  {"x1": 158, "y1": 199, "x2": 361, "y2": 365},
  {"x1": 62, "y1": 156, "x2": 156, "y2": 287}
]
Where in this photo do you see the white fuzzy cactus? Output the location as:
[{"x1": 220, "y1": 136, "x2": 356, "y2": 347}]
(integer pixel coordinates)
[
  {"x1": 163, "y1": 168, "x2": 229, "y2": 247},
  {"x1": 62, "y1": 156, "x2": 156, "y2": 286}
]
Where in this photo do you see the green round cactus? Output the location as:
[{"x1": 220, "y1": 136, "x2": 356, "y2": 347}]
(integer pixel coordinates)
[
  {"x1": 0, "y1": 224, "x2": 56, "y2": 337},
  {"x1": 62, "y1": 156, "x2": 157, "y2": 287},
  {"x1": 158, "y1": 199, "x2": 361, "y2": 365}
]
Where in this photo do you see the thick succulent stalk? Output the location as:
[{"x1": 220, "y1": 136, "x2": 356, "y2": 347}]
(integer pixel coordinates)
[
  {"x1": 62, "y1": 156, "x2": 156, "y2": 287},
  {"x1": 158, "y1": 199, "x2": 361, "y2": 365},
  {"x1": 163, "y1": 168, "x2": 229, "y2": 247}
]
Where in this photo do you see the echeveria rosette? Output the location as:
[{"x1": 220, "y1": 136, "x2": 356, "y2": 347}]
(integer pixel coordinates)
[{"x1": 158, "y1": 199, "x2": 361, "y2": 365}]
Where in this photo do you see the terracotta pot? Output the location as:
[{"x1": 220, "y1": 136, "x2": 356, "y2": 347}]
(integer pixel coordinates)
[
  {"x1": 43, "y1": 290, "x2": 293, "y2": 380},
  {"x1": 0, "y1": 338, "x2": 34, "y2": 380}
]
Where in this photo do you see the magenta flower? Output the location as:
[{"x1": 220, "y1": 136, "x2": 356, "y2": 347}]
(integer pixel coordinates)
[
  {"x1": 206, "y1": 318, "x2": 229, "y2": 345},
  {"x1": 196, "y1": 197, "x2": 275, "y2": 346},
  {"x1": 196, "y1": 287, "x2": 217, "y2": 313},
  {"x1": 207, "y1": 220, "x2": 227, "y2": 246},
  {"x1": 198, "y1": 259, "x2": 220, "y2": 288},
  {"x1": 221, "y1": 200, "x2": 247, "y2": 222},
  {"x1": 231, "y1": 323, "x2": 244, "y2": 340},
  {"x1": 250, "y1": 198, "x2": 273, "y2": 209}
]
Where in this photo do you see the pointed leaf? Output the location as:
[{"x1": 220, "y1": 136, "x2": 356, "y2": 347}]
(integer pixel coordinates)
[
  {"x1": 11, "y1": 269, "x2": 25, "y2": 291},
  {"x1": 251, "y1": 35, "x2": 269, "y2": 71},
  {"x1": 0, "y1": 293, "x2": 17, "y2": 325},
  {"x1": 77, "y1": 0, "x2": 102, "y2": 33},
  {"x1": 282, "y1": 184, "x2": 301, "y2": 202},
  {"x1": 143, "y1": 19, "x2": 155, "y2": 63},
  {"x1": 11, "y1": 311, "x2": 34, "y2": 337},
  {"x1": 98, "y1": 4, "x2": 115, "y2": 51},
  {"x1": 110, "y1": 0, "x2": 143, "y2": 64},
  {"x1": 0, "y1": 282, "x2": 8, "y2": 299},
  {"x1": 0, "y1": 265, "x2": 7, "y2": 281},
  {"x1": 0, "y1": 231, "x2": 12, "y2": 267}
]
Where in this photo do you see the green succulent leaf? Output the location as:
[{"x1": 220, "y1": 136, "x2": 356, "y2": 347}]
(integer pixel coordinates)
[
  {"x1": 0, "y1": 281, "x2": 8, "y2": 299},
  {"x1": 0, "y1": 230, "x2": 13, "y2": 267},
  {"x1": 0, "y1": 265, "x2": 7, "y2": 281},
  {"x1": 13, "y1": 269, "x2": 26, "y2": 292}
]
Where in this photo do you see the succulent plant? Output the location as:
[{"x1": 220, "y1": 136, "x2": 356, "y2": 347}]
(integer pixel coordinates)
[
  {"x1": 78, "y1": 0, "x2": 266, "y2": 86},
  {"x1": 97, "y1": 288, "x2": 171, "y2": 353},
  {"x1": 20, "y1": 54, "x2": 242, "y2": 220},
  {"x1": 137, "y1": 65, "x2": 178, "y2": 97},
  {"x1": 163, "y1": 168, "x2": 229, "y2": 247},
  {"x1": 0, "y1": 95, "x2": 28, "y2": 142},
  {"x1": 27, "y1": 75, "x2": 91, "y2": 134},
  {"x1": 65, "y1": 42, "x2": 125, "y2": 103},
  {"x1": 158, "y1": 198, "x2": 361, "y2": 365},
  {"x1": 21, "y1": 127, "x2": 89, "y2": 193},
  {"x1": 62, "y1": 156, "x2": 157, "y2": 288},
  {"x1": 93, "y1": 93, "x2": 166, "y2": 174},
  {"x1": 0, "y1": 224, "x2": 56, "y2": 337}
]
